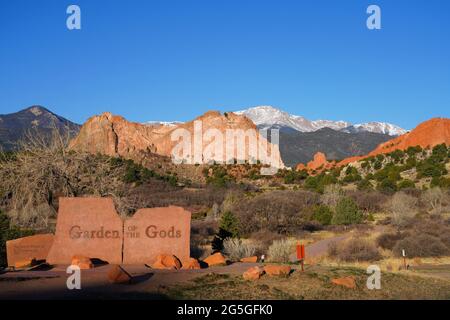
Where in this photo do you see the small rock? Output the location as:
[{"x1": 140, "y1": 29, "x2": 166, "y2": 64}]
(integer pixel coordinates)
[
  {"x1": 243, "y1": 266, "x2": 265, "y2": 280},
  {"x1": 182, "y1": 258, "x2": 201, "y2": 270},
  {"x1": 240, "y1": 256, "x2": 258, "y2": 263},
  {"x1": 71, "y1": 255, "x2": 94, "y2": 269},
  {"x1": 263, "y1": 265, "x2": 291, "y2": 277},
  {"x1": 203, "y1": 252, "x2": 227, "y2": 267},
  {"x1": 107, "y1": 265, "x2": 132, "y2": 284},
  {"x1": 331, "y1": 276, "x2": 356, "y2": 289},
  {"x1": 151, "y1": 254, "x2": 182, "y2": 270},
  {"x1": 14, "y1": 258, "x2": 37, "y2": 269}
]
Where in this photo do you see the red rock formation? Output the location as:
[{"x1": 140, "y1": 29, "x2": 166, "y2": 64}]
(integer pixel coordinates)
[
  {"x1": 296, "y1": 118, "x2": 450, "y2": 170},
  {"x1": 69, "y1": 111, "x2": 284, "y2": 167},
  {"x1": 338, "y1": 117, "x2": 450, "y2": 166},
  {"x1": 296, "y1": 152, "x2": 335, "y2": 172}
]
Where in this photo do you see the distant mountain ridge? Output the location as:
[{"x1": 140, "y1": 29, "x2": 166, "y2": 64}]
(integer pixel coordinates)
[
  {"x1": 235, "y1": 105, "x2": 407, "y2": 136},
  {"x1": 0, "y1": 106, "x2": 80, "y2": 150},
  {"x1": 278, "y1": 127, "x2": 394, "y2": 167}
]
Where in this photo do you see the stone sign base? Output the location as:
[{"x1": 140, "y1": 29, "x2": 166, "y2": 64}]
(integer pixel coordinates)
[{"x1": 6, "y1": 234, "x2": 54, "y2": 267}]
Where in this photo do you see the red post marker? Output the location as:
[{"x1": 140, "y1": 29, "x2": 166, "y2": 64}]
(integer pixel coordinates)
[
  {"x1": 296, "y1": 244, "x2": 302, "y2": 260},
  {"x1": 296, "y1": 244, "x2": 306, "y2": 271}
]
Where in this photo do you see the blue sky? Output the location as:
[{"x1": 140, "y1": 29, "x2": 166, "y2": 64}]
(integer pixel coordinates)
[{"x1": 0, "y1": 0, "x2": 449, "y2": 129}]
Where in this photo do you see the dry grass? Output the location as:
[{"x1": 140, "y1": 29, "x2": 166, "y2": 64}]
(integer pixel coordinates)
[{"x1": 166, "y1": 265, "x2": 450, "y2": 300}]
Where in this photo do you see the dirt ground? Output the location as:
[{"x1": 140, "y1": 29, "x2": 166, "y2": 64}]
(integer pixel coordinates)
[
  {"x1": 1, "y1": 262, "x2": 450, "y2": 300},
  {"x1": 0, "y1": 263, "x2": 262, "y2": 300}
]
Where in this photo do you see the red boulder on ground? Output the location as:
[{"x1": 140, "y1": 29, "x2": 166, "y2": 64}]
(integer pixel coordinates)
[
  {"x1": 71, "y1": 255, "x2": 94, "y2": 269},
  {"x1": 240, "y1": 256, "x2": 258, "y2": 263},
  {"x1": 243, "y1": 266, "x2": 265, "y2": 280},
  {"x1": 150, "y1": 254, "x2": 182, "y2": 270},
  {"x1": 182, "y1": 258, "x2": 201, "y2": 270},
  {"x1": 263, "y1": 265, "x2": 291, "y2": 277},
  {"x1": 331, "y1": 276, "x2": 356, "y2": 289},
  {"x1": 203, "y1": 252, "x2": 227, "y2": 267}
]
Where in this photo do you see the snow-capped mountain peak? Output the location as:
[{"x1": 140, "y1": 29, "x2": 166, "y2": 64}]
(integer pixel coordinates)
[
  {"x1": 144, "y1": 120, "x2": 183, "y2": 127},
  {"x1": 343, "y1": 122, "x2": 407, "y2": 135},
  {"x1": 235, "y1": 106, "x2": 406, "y2": 136},
  {"x1": 235, "y1": 105, "x2": 350, "y2": 132}
]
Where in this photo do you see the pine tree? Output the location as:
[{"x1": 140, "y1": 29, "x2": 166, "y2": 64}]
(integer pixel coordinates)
[{"x1": 211, "y1": 211, "x2": 240, "y2": 252}]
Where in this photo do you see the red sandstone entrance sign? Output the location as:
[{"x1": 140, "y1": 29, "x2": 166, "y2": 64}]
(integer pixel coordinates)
[
  {"x1": 41, "y1": 197, "x2": 191, "y2": 265},
  {"x1": 123, "y1": 206, "x2": 191, "y2": 264}
]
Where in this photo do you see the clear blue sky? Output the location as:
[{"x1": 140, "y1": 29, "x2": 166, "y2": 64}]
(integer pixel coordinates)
[{"x1": 0, "y1": 0, "x2": 449, "y2": 129}]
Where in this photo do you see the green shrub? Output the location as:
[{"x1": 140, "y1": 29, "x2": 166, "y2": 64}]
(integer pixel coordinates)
[
  {"x1": 389, "y1": 150, "x2": 405, "y2": 163},
  {"x1": 206, "y1": 166, "x2": 233, "y2": 188},
  {"x1": 343, "y1": 173, "x2": 362, "y2": 183},
  {"x1": 357, "y1": 179, "x2": 373, "y2": 191},
  {"x1": 304, "y1": 173, "x2": 337, "y2": 193},
  {"x1": 430, "y1": 176, "x2": 450, "y2": 188},
  {"x1": 311, "y1": 205, "x2": 333, "y2": 226},
  {"x1": 397, "y1": 179, "x2": 416, "y2": 190},
  {"x1": 373, "y1": 160, "x2": 382, "y2": 170},
  {"x1": 377, "y1": 178, "x2": 397, "y2": 194},
  {"x1": 219, "y1": 211, "x2": 240, "y2": 238},
  {"x1": 406, "y1": 146, "x2": 422, "y2": 157},
  {"x1": 331, "y1": 197, "x2": 363, "y2": 225},
  {"x1": 417, "y1": 159, "x2": 447, "y2": 178},
  {"x1": 283, "y1": 170, "x2": 307, "y2": 184}
]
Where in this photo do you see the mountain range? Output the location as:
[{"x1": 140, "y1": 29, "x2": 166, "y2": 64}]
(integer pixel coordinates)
[
  {"x1": 0, "y1": 105, "x2": 430, "y2": 168},
  {"x1": 235, "y1": 106, "x2": 407, "y2": 136}
]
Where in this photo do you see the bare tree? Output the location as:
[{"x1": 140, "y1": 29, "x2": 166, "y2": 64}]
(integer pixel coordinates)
[
  {"x1": 422, "y1": 187, "x2": 446, "y2": 216},
  {"x1": 0, "y1": 127, "x2": 128, "y2": 229},
  {"x1": 386, "y1": 192, "x2": 418, "y2": 228},
  {"x1": 321, "y1": 184, "x2": 344, "y2": 210}
]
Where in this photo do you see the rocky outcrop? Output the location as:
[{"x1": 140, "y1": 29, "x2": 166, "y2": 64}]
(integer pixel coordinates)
[
  {"x1": 69, "y1": 111, "x2": 284, "y2": 168},
  {"x1": 296, "y1": 152, "x2": 335, "y2": 172},
  {"x1": 338, "y1": 118, "x2": 450, "y2": 166}
]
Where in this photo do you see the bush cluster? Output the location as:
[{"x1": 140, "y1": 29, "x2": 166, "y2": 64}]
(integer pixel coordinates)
[{"x1": 328, "y1": 238, "x2": 381, "y2": 262}]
